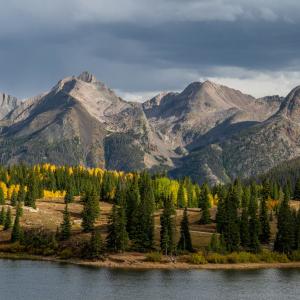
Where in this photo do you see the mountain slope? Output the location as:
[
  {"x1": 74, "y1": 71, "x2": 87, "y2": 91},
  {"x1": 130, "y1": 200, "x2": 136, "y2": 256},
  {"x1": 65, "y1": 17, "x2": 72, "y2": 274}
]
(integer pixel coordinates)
[
  {"x1": 171, "y1": 86, "x2": 300, "y2": 184},
  {"x1": 0, "y1": 72, "x2": 296, "y2": 185}
]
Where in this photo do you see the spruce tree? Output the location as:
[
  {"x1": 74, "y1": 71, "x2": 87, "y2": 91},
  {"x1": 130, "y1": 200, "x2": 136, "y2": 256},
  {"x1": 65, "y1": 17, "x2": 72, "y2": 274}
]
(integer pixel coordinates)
[
  {"x1": 199, "y1": 183, "x2": 210, "y2": 224},
  {"x1": 4, "y1": 208, "x2": 12, "y2": 230},
  {"x1": 160, "y1": 196, "x2": 175, "y2": 255},
  {"x1": 294, "y1": 178, "x2": 300, "y2": 200},
  {"x1": 223, "y1": 186, "x2": 240, "y2": 252},
  {"x1": 177, "y1": 207, "x2": 193, "y2": 252},
  {"x1": 24, "y1": 190, "x2": 36, "y2": 208},
  {"x1": 64, "y1": 188, "x2": 74, "y2": 204},
  {"x1": 81, "y1": 188, "x2": 100, "y2": 232},
  {"x1": 89, "y1": 230, "x2": 104, "y2": 259},
  {"x1": 60, "y1": 204, "x2": 71, "y2": 240},
  {"x1": 17, "y1": 185, "x2": 26, "y2": 203},
  {"x1": 274, "y1": 193, "x2": 294, "y2": 253},
  {"x1": 0, "y1": 206, "x2": 5, "y2": 225},
  {"x1": 10, "y1": 190, "x2": 18, "y2": 207},
  {"x1": 240, "y1": 207, "x2": 249, "y2": 248},
  {"x1": 116, "y1": 205, "x2": 129, "y2": 252},
  {"x1": 0, "y1": 188, "x2": 5, "y2": 205},
  {"x1": 126, "y1": 177, "x2": 140, "y2": 238},
  {"x1": 240, "y1": 187, "x2": 250, "y2": 248},
  {"x1": 248, "y1": 186, "x2": 260, "y2": 253},
  {"x1": 216, "y1": 186, "x2": 227, "y2": 233},
  {"x1": 106, "y1": 204, "x2": 119, "y2": 252},
  {"x1": 295, "y1": 209, "x2": 300, "y2": 250},
  {"x1": 131, "y1": 172, "x2": 155, "y2": 251},
  {"x1": 11, "y1": 213, "x2": 22, "y2": 242},
  {"x1": 16, "y1": 202, "x2": 23, "y2": 217},
  {"x1": 177, "y1": 182, "x2": 186, "y2": 208},
  {"x1": 259, "y1": 198, "x2": 270, "y2": 244}
]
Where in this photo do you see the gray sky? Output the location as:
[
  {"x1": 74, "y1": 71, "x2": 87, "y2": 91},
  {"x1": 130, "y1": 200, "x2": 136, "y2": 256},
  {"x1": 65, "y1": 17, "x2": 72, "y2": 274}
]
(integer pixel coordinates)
[{"x1": 1, "y1": 0, "x2": 300, "y2": 101}]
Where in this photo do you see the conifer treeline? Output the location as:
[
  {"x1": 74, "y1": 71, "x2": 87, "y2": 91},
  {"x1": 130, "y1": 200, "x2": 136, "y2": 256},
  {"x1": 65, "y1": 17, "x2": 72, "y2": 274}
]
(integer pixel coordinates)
[{"x1": 1, "y1": 164, "x2": 300, "y2": 256}]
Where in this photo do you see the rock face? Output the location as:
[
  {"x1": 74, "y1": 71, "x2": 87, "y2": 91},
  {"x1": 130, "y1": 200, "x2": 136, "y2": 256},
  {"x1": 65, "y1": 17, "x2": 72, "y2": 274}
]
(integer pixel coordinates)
[
  {"x1": 0, "y1": 93, "x2": 19, "y2": 120},
  {"x1": 0, "y1": 71, "x2": 296, "y2": 184}
]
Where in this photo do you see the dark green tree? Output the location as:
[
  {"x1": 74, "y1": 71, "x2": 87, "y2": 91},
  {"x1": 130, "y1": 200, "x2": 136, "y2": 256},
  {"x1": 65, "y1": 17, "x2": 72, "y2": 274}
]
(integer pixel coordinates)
[
  {"x1": 0, "y1": 188, "x2": 5, "y2": 205},
  {"x1": 64, "y1": 188, "x2": 75, "y2": 204},
  {"x1": 11, "y1": 213, "x2": 22, "y2": 242},
  {"x1": 248, "y1": 185, "x2": 260, "y2": 253},
  {"x1": 294, "y1": 178, "x2": 300, "y2": 200},
  {"x1": 259, "y1": 198, "x2": 270, "y2": 244},
  {"x1": 88, "y1": 230, "x2": 104, "y2": 259},
  {"x1": 81, "y1": 188, "x2": 100, "y2": 232},
  {"x1": 274, "y1": 193, "x2": 294, "y2": 253},
  {"x1": 0, "y1": 206, "x2": 5, "y2": 225},
  {"x1": 160, "y1": 196, "x2": 176, "y2": 255},
  {"x1": 177, "y1": 207, "x2": 193, "y2": 252},
  {"x1": 17, "y1": 185, "x2": 26, "y2": 203},
  {"x1": 177, "y1": 182, "x2": 186, "y2": 208},
  {"x1": 106, "y1": 204, "x2": 119, "y2": 251},
  {"x1": 223, "y1": 186, "x2": 240, "y2": 252},
  {"x1": 199, "y1": 183, "x2": 210, "y2": 224},
  {"x1": 131, "y1": 172, "x2": 155, "y2": 251},
  {"x1": 10, "y1": 190, "x2": 18, "y2": 207},
  {"x1": 126, "y1": 177, "x2": 140, "y2": 238},
  {"x1": 4, "y1": 207, "x2": 12, "y2": 230},
  {"x1": 60, "y1": 204, "x2": 71, "y2": 240}
]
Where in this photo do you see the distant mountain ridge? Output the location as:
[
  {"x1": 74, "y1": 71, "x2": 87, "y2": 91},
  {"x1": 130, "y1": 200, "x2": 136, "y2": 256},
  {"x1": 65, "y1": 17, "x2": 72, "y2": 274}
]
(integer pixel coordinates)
[{"x1": 0, "y1": 71, "x2": 295, "y2": 184}]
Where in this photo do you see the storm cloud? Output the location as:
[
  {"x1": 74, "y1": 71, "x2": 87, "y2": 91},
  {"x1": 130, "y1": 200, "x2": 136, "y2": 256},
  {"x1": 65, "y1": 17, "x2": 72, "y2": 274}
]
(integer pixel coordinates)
[{"x1": 1, "y1": 0, "x2": 300, "y2": 99}]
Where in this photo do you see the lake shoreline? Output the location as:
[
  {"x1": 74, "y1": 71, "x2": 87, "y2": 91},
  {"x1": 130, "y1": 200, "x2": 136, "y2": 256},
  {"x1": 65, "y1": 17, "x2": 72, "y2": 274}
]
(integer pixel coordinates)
[{"x1": 2, "y1": 252, "x2": 300, "y2": 270}]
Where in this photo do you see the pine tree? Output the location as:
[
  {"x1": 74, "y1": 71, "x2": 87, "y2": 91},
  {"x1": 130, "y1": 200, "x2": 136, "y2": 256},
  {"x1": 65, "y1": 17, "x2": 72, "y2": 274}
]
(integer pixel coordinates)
[
  {"x1": 259, "y1": 198, "x2": 270, "y2": 244},
  {"x1": 16, "y1": 202, "x2": 23, "y2": 217},
  {"x1": 248, "y1": 185, "x2": 260, "y2": 253},
  {"x1": 4, "y1": 208, "x2": 12, "y2": 230},
  {"x1": 131, "y1": 172, "x2": 155, "y2": 251},
  {"x1": 106, "y1": 204, "x2": 119, "y2": 251},
  {"x1": 11, "y1": 213, "x2": 22, "y2": 242},
  {"x1": 24, "y1": 190, "x2": 36, "y2": 208},
  {"x1": 81, "y1": 188, "x2": 100, "y2": 232},
  {"x1": 223, "y1": 186, "x2": 240, "y2": 252},
  {"x1": 126, "y1": 177, "x2": 140, "y2": 238},
  {"x1": 0, "y1": 188, "x2": 5, "y2": 205},
  {"x1": 199, "y1": 183, "x2": 210, "y2": 224},
  {"x1": 274, "y1": 193, "x2": 294, "y2": 253},
  {"x1": 10, "y1": 190, "x2": 18, "y2": 207},
  {"x1": 294, "y1": 178, "x2": 300, "y2": 200},
  {"x1": 216, "y1": 186, "x2": 227, "y2": 233},
  {"x1": 0, "y1": 206, "x2": 5, "y2": 225},
  {"x1": 295, "y1": 210, "x2": 300, "y2": 250},
  {"x1": 177, "y1": 182, "x2": 186, "y2": 208},
  {"x1": 160, "y1": 196, "x2": 175, "y2": 255},
  {"x1": 177, "y1": 207, "x2": 193, "y2": 252},
  {"x1": 64, "y1": 188, "x2": 74, "y2": 204},
  {"x1": 60, "y1": 204, "x2": 71, "y2": 240},
  {"x1": 17, "y1": 185, "x2": 26, "y2": 203},
  {"x1": 116, "y1": 205, "x2": 129, "y2": 252},
  {"x1": 240, "y1": 187, "x2": 250, "y2": 248},
  {"x1": 240, "y1": 207, "x2": 249, "y2": 248},
  {"x1": 89, "y1": 230, "x2": 104, "y2": 259}
]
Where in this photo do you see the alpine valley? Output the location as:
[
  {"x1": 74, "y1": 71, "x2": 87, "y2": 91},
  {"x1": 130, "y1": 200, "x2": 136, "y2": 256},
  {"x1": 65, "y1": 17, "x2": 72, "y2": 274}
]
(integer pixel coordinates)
[{"x1": 1, "y1": 71, "x2": 299, "y2": 184}]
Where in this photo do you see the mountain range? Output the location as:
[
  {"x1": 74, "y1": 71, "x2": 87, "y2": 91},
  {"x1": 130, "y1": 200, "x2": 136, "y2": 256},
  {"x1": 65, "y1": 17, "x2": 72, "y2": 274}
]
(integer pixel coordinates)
[{"x1": 0, "y1": 71, "x2": 299, "y2": 184}]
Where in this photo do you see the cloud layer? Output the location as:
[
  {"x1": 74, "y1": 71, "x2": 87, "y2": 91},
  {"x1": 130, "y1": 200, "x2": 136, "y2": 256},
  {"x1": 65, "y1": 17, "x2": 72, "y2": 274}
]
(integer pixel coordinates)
[{"x1": 1, "y1": 0, "x2": 300, "y2": 100}]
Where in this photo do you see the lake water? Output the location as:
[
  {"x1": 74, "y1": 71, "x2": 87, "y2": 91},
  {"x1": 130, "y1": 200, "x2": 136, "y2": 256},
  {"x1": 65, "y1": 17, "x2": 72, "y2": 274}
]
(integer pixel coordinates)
[{"x1": 1, "y1": 259, "x2": 300, "y2": 300}]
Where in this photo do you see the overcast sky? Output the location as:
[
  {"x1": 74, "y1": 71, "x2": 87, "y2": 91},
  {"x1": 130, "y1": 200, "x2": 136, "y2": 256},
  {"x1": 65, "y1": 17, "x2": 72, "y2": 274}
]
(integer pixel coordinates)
[{"x1": 1, "y1": 0, "x2": 300, "y2": 100}]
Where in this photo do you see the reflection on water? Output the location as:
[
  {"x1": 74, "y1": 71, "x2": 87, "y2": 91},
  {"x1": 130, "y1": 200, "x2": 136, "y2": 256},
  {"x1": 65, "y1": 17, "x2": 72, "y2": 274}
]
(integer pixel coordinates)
[{"x1": 0, "y1": 259, "x2": 300, "y2": 300}]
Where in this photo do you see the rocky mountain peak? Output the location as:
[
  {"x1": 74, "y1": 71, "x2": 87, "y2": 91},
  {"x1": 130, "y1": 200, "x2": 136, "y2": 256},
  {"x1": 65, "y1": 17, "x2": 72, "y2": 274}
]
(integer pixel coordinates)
[
  {"x1": 0, "y1": 92, "x2": 19, "y2": 119},
  {"x1": 77, "y1": 71, "x2": 98, "y2": 83},
  {"x1": 278, "y1": 85, "x2": 300, "y2": 122}
]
